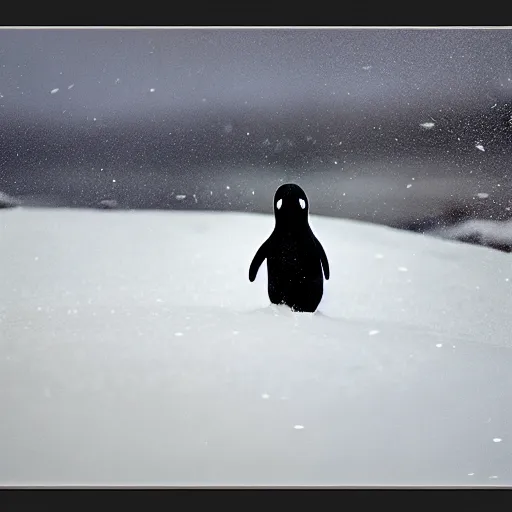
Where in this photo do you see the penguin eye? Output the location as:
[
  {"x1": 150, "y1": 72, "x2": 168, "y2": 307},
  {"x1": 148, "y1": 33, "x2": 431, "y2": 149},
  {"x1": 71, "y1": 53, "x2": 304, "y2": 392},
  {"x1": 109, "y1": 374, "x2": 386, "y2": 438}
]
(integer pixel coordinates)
[
  {"x1": 299, "y1": 198, "x2": 306, "y2": 209},
  {"x1": 276, "y1": 198, "x2": 283, "y2": 210}
]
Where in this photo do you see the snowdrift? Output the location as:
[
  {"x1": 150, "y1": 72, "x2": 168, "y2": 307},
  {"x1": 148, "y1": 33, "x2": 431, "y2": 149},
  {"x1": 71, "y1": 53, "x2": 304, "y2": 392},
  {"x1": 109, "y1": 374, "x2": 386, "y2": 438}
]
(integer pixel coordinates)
[
  {"x1": 434, "y1": 218, "x2": 512, "y2": 254},
  {"x1": 0, "y1": 191, "x2": 20, "y2": 208},
  {"x1": 1, "y1": 207, "x2": 512, "y2": 486}
]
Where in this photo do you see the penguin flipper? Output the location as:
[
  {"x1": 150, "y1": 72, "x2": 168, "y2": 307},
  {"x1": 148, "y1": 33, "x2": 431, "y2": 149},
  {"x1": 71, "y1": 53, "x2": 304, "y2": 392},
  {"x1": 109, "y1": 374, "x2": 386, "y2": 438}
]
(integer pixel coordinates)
[
  {"x1": 314, "y1": 237, "x2": 330, "y2": 280},
  {"x1": 249, "y1": 239, "x2": 270, "y2": 282}
]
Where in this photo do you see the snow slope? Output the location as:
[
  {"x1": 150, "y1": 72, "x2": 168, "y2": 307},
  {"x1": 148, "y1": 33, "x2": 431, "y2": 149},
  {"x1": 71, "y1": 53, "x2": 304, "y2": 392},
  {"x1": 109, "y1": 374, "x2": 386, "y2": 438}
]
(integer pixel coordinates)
[{"x1": 1, "y1": 207, "x2": 512, "y2": 486}]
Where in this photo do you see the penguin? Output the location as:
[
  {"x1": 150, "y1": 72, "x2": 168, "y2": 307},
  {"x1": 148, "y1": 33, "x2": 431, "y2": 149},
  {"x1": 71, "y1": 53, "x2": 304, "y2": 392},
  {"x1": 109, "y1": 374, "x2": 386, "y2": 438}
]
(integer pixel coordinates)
[{"x1": 249, "y1": 183, "x2": 330, "y2": 313}]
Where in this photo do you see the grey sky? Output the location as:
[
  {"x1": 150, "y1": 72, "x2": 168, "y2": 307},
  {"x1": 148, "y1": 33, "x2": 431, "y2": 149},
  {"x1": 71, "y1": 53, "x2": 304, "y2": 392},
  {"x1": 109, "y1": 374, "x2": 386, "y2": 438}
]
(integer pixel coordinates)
[
  {"x1": 2, "y1": 28, "x2": 512, "y2": 222},
  {"x1": 1, "y1": 28, "x2": 512, "y2": 122}
]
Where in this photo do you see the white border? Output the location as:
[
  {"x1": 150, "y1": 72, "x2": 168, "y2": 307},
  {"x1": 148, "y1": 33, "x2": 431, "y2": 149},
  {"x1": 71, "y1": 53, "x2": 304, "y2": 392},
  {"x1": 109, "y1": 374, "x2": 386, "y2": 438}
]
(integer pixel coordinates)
[{"x1": 0, "y1": 26, "x2": 511, "y2": 30}]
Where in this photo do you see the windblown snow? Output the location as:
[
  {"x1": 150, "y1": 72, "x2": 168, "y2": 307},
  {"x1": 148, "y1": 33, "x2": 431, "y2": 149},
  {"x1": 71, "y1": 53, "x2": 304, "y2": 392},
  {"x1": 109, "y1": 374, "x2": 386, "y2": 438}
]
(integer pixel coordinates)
[
  {"x1": 434, "y1": 218, "x2": 512, "y2": 252},
  {"x1": 1, "y1": 207, "x2": 512, "y2": 486},
  {"x1": 0, "y1": 191, "x2": 20, "y2": 208}
]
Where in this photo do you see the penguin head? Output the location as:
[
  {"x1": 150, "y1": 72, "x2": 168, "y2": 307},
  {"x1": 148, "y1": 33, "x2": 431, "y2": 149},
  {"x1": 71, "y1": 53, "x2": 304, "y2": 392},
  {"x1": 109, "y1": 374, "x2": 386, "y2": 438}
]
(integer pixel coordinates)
[{"x1": 273, "y1": 183, "x2": 309, "y2": 227}]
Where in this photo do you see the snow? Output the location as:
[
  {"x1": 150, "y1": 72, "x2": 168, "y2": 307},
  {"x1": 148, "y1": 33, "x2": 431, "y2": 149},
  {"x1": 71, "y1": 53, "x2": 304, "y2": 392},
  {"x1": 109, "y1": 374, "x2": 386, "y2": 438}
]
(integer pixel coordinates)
[
  {"x1": 433, "y1": 218, "x2": 512, "y2": 252},
  {"x1": 476, "y1": 144, "x2": 486, "y2": 152},
  {"x1": 98, "y1": 199, "x2": 118, "y2": 209},
  {"x1": 0, "y1": 191, "x2": 21, "y2": 208},
  {"x1": 420, "y1": 122, "x2": 435, "y2": 129},
  {"x1": 1, "y1": 207, "x2": 512, "y2": 486},
  {"x1": 50, "y1": 88, "x2": 59, "y2": 94}
]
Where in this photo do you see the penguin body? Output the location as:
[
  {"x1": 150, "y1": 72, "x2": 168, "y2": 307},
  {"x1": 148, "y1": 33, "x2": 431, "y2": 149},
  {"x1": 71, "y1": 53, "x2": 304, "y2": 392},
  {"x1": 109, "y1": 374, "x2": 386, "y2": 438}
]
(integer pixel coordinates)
[{"x1": 249, "y1": 183, "x2": 329, "y2": 312}]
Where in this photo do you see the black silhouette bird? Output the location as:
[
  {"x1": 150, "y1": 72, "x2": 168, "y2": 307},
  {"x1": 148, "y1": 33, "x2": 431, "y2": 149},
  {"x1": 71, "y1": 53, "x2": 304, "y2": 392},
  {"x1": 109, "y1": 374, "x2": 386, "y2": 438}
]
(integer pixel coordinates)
[{"x1": 249, "y1": 183, "x2": 329, "y2": 312}]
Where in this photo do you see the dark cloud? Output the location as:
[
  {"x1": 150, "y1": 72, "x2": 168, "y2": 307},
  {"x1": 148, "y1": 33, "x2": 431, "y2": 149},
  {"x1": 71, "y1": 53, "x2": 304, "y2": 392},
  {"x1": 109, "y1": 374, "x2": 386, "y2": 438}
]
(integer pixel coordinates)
[
  {"x1": 1, "y1": 28, "x2": 511, "y2": 121},
  {"x1": 1, "y1": 28, "x2": 512, "y2": 228}
]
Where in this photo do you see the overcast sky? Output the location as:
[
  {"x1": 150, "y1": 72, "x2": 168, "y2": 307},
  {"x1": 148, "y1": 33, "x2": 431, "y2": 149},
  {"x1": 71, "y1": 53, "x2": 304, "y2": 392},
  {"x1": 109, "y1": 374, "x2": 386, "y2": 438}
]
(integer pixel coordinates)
[
  {"x1": 1, "y1": 28, "x2": 512, "y2": 122},
  {"x1": 2, "y1": 28, "x2": 512, "y2": 218}
]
